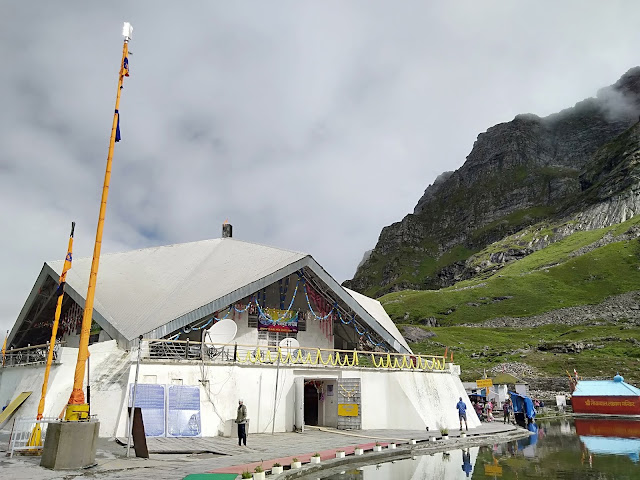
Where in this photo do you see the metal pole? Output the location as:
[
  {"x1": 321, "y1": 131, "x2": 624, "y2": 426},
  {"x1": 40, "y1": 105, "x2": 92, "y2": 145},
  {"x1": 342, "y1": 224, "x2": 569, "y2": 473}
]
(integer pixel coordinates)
[
  {"x1": 126, "y1": 335, "x2": 143, "y2": 458},
  {"x1": 271, "y1": 350, "x2": 281, "y2": 435},
  {"x1": 67, "y1": 23, "x2": 132, "y2": 418}
]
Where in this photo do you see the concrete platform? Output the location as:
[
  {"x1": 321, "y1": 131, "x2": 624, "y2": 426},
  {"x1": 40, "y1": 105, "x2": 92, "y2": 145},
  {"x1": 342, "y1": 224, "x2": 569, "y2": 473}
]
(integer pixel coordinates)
[{"x1": 0, "y1": 423, "x2": 527, "y2": 479}]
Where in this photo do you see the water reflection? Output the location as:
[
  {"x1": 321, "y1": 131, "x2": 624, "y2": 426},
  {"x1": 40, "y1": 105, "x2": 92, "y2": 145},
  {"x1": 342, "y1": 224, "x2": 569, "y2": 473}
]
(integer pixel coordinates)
[
  {"x1": 322, "y1": 447, "x2": 481, "y2": 479},
  {"x1": 320, "y1": 418, "x2": 640, "y2": 479}
]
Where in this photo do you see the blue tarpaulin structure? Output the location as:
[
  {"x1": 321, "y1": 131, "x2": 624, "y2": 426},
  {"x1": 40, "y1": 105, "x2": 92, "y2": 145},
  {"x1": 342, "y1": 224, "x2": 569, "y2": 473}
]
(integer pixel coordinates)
[{"x1": 509, "y1": 391, "x2": 536, "y2": 421}]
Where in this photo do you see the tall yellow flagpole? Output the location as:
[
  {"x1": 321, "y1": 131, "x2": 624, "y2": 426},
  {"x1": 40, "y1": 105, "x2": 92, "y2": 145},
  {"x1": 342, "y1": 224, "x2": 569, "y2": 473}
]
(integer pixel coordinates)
[
  {"x1": 65, "y1": 23, "x2": 133, "y2": 421},
  {"x1": 27, "y1": 222, "x2": 75, "y2": 447}
]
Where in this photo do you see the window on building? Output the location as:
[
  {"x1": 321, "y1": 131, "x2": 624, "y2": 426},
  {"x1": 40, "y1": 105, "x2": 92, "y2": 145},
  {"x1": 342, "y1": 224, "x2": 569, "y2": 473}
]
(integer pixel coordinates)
[
  {"x1": 297, "y1": 311, "x2": 306, "y2": 332},
  {"x1": 248, "y1": 315, "x2": 258, "y2": 328}
]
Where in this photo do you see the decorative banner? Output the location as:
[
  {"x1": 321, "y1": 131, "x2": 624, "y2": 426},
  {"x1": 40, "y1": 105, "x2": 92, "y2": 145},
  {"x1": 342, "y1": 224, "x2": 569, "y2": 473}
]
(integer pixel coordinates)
[
  {"x1": 258, "y1": 308, "x2": 298, "y2": 333},
  {"x1": 338, "y1": 404, "x2": 359, "y2": 417},
  {"x1": 476, "y1": 378, "x2": 493, "y2": 388}
]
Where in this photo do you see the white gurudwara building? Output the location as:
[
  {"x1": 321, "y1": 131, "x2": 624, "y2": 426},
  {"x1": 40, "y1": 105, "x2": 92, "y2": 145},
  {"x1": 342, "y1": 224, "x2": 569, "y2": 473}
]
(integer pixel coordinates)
[{"x1": 0, "y1": 226, "x2": 478, "y2": 438}]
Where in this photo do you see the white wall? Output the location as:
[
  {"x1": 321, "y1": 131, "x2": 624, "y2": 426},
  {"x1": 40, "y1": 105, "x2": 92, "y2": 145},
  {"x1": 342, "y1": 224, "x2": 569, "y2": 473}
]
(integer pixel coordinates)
[
  {"x1": 0, "y1": 341, "x2": 128, "y2": 435},
  {"x1": 116, "y1": 361, "x2": 479, "y2": 436},
  {"x1": 1, "y1": 345, "x2": 478, "y2": 437},
  {"x1": 344, "y1": 369, "x2": 481, "y2": 431}
]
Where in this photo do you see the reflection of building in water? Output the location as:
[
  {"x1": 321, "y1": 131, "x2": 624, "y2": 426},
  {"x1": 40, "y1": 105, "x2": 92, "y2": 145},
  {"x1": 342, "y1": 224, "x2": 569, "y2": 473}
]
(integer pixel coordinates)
[
  {"x1": 323, "y1": 448, "x2": 480, "y2": 480},
  {"x1": 577, "y1": 417, "x2": 640, "y2": 464},
  {"x1": 1, "y1": 225, "x2": 480, "y2": 438}
]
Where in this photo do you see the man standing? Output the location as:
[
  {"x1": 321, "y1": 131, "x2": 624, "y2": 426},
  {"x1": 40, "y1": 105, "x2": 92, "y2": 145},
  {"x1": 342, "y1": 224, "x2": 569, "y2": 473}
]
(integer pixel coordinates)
[
  {"x1": 503, "y1": 399, "x2": 511, "y2": 424},
  {"x1": 456, "y1": 397, "x2": 468, "y2": 431},
  {"x1": 236, "y1": 399, "x2": 248, "y2": 446}
]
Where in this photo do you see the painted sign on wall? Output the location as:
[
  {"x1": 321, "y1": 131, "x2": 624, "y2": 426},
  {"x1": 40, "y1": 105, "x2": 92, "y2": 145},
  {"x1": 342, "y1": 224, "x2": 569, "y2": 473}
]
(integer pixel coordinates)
[
  {"x1": 572, "y1": 396, "x2": 640, "y2": 415},
  {"x1": 338, "y1": 404, "x2": 359, "y2": 416}
]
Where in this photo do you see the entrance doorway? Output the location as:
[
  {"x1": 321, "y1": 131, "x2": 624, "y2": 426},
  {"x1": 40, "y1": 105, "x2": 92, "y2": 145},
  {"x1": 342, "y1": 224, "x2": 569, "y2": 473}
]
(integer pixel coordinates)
[{"x1": 304, "y1": 382, "x2": 319, "y2": 426}]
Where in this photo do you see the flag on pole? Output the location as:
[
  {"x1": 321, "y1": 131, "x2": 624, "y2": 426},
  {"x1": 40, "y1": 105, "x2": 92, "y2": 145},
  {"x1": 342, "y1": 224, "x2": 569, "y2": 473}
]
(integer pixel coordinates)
[
  {"x1": 122, "y1": 56, "x2": 130, "y2": 77},
  {"x1": 115, "y1": 110, "x2": 121, "y2": 142},
  {"x1": 55, "y1": 251, "x2": 73, "y2": 296}
]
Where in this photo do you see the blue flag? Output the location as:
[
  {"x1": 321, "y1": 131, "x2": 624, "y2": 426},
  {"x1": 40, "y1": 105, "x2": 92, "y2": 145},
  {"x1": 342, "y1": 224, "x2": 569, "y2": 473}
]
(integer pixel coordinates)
[{"x1": 115, "y1": 109, "x2": 121, "y2": 142}]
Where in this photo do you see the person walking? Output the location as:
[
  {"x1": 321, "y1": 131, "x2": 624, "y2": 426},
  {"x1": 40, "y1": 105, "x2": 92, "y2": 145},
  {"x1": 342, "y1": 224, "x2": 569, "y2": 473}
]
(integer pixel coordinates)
[
  {"x1": 456, "y1": 397, "x2": 468, "y2": 431},
  {"x1": 236, "y1": 399, "x2": 248, "y2": 446}
]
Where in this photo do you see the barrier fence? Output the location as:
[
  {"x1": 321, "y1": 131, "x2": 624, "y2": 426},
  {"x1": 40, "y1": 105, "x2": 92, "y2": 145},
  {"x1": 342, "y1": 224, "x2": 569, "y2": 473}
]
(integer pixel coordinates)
[
  {"x1": 144, "y1": 339, "x2": 447, "y2": 371},
  {"x1": 1, "y1": 342, "x2": 64, "y2": 368},
  {"x1": 9, "y1": 417, "x2": 59, "y2": 456}
]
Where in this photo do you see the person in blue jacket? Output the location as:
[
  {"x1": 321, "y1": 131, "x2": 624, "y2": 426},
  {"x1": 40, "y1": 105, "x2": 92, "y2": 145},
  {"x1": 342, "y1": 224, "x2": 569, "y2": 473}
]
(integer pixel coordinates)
[{"x1": 457, "y1": 397, "x2": 468, "y2": 431}]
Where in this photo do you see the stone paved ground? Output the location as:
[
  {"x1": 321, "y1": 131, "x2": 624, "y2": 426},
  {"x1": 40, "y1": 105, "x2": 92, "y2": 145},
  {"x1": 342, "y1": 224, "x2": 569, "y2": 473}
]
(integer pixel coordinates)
[{"x1": 0, "y1": 423, "x2": 525, "y2": 480}]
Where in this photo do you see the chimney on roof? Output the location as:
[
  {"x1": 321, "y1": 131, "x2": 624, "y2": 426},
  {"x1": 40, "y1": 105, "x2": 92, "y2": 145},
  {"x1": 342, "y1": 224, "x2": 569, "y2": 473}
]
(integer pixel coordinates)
[{"x1": 222, "y1": 221, "x2": 232, "y2": 238}]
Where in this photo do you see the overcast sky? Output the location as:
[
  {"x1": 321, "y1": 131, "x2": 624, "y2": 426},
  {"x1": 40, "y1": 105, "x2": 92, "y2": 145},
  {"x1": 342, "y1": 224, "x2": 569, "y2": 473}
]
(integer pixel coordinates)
[{"x1": 1, "y1": 1, "x2": 639, "y2": 335}]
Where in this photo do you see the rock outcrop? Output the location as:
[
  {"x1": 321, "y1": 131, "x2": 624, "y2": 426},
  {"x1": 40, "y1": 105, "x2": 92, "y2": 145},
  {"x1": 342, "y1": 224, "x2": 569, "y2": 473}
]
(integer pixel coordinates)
[{"x1": 345, "y1": 68, "x2": 640, "y2": 297}]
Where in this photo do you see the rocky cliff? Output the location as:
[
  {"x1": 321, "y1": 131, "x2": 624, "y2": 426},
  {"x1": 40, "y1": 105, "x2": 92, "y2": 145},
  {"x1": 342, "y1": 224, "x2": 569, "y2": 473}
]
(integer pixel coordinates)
[{"x1": 345, "y1": 68, "x2": 640, "y2": 297}]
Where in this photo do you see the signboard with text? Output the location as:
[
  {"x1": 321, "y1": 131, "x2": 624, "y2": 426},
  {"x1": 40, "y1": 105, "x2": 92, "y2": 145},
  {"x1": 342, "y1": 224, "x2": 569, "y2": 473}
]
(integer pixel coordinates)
[
  {"x1": 338, "y1": 404, "x2": 359, "y2": 417},
  {"x1": 476, "y1": 378, "x2": 493, "y2": 389},
  {"x1": 129, "y1": 384, "x2": 165, "y2": 437},
  {"x1": 167, "y1": 385, "x2": 201, "y2": 437}
]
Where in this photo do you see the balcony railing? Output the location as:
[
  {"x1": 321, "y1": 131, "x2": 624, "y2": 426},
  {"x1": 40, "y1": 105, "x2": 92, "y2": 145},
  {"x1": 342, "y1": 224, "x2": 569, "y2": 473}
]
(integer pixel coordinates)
[
  {"x1": 143, "y1": 339, "x2": 446, "y2": 371},
  {"x1": 1, "y1": 342, "x2": 65, "y2": 368}
]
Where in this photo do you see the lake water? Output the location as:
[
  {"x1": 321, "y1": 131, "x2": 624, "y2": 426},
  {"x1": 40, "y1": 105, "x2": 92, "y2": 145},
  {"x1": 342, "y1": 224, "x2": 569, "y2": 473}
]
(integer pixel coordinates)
[{"x1": 318, "y1": 418, "x2": 640, "y2": 479}]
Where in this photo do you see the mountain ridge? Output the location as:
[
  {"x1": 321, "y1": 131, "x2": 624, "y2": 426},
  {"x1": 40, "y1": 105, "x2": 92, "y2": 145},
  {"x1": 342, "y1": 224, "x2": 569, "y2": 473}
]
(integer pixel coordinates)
[{"x1": 344, "y1": 67, "x2": 640, "y2": 298}]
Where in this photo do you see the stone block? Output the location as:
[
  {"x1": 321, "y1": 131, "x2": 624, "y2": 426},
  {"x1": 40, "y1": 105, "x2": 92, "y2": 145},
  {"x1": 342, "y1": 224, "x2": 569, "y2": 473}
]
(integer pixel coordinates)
[{"x1": 41, "y1": 421, "x2": 100, "y2": 470}]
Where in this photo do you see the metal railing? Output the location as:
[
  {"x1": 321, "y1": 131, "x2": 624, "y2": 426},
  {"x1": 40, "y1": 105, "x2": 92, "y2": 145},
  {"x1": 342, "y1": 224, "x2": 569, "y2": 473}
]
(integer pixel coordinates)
[
  {"x1": 1, "y1": 342, "x2": 64, "y2": 368},
  {"x1": 144, "y1": 339, "x2": 446, "y2": 371},
  {"x1": 9, "y1": 417, "x2": 59, "y2": 456}
]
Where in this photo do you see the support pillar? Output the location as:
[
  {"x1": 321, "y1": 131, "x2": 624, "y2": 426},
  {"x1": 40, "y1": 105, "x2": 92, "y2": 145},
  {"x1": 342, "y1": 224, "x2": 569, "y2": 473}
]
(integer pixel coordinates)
[{"x1": 41, "y1": 421, "x2": 100, "y2": 470}]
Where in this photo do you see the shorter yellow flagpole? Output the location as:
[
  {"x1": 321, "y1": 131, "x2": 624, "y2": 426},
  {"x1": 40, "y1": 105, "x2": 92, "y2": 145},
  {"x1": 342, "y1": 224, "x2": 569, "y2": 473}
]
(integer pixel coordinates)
[
  {"x1": 28, "y1": 222, "x2": 75, "y2": 449},
  {"x1": 1, "y1": 330, "x2": 7, "y2": 367}
]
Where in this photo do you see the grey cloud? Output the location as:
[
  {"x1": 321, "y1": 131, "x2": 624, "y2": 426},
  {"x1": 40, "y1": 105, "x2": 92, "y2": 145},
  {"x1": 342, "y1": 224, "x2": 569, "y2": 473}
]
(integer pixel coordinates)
[{"x1": 2, "y1": 1, "x2": 640, "y2": 334}]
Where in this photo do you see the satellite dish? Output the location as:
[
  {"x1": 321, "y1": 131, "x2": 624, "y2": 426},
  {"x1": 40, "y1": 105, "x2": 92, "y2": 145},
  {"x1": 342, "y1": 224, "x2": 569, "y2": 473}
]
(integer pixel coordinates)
[
  {"x1": 206, "y1": 319, "x2": 237, "y2": 347},
  {"x1": 279, "y1": 337, "x2": 300, "y2": 354}
]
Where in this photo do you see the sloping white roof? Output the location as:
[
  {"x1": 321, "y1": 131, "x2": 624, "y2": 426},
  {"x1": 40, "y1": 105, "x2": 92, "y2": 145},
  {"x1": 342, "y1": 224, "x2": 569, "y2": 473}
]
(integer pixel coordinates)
[
  {"x1": 344, "y1": 287, "x2": 412, "y2": 353},
  {"x1": 49, "y1": 238, "x2": 306, "y2": 342},
  {"x1": 45, "y1": 237, "x2": 411, "y2": 353}
]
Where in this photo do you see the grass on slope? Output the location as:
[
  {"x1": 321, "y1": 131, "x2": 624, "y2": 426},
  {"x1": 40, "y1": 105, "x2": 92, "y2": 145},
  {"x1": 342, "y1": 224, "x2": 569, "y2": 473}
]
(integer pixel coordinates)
[
  {"x1": 381, "y1": 215, "x2": 640, "y2": 325},
  {"x1": 408, "y1": 323, "x2": 640, "y2": 383}
]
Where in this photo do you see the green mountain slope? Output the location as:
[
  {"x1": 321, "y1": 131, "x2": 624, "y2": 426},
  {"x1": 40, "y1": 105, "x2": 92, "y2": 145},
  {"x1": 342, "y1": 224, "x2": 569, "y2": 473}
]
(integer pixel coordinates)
[
  {"x1": 381, "y1": 215, "x2": 640, "y2": 326},
  {"x1": 380, "y1": 215, "x2": 640, "y2": 384}
]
